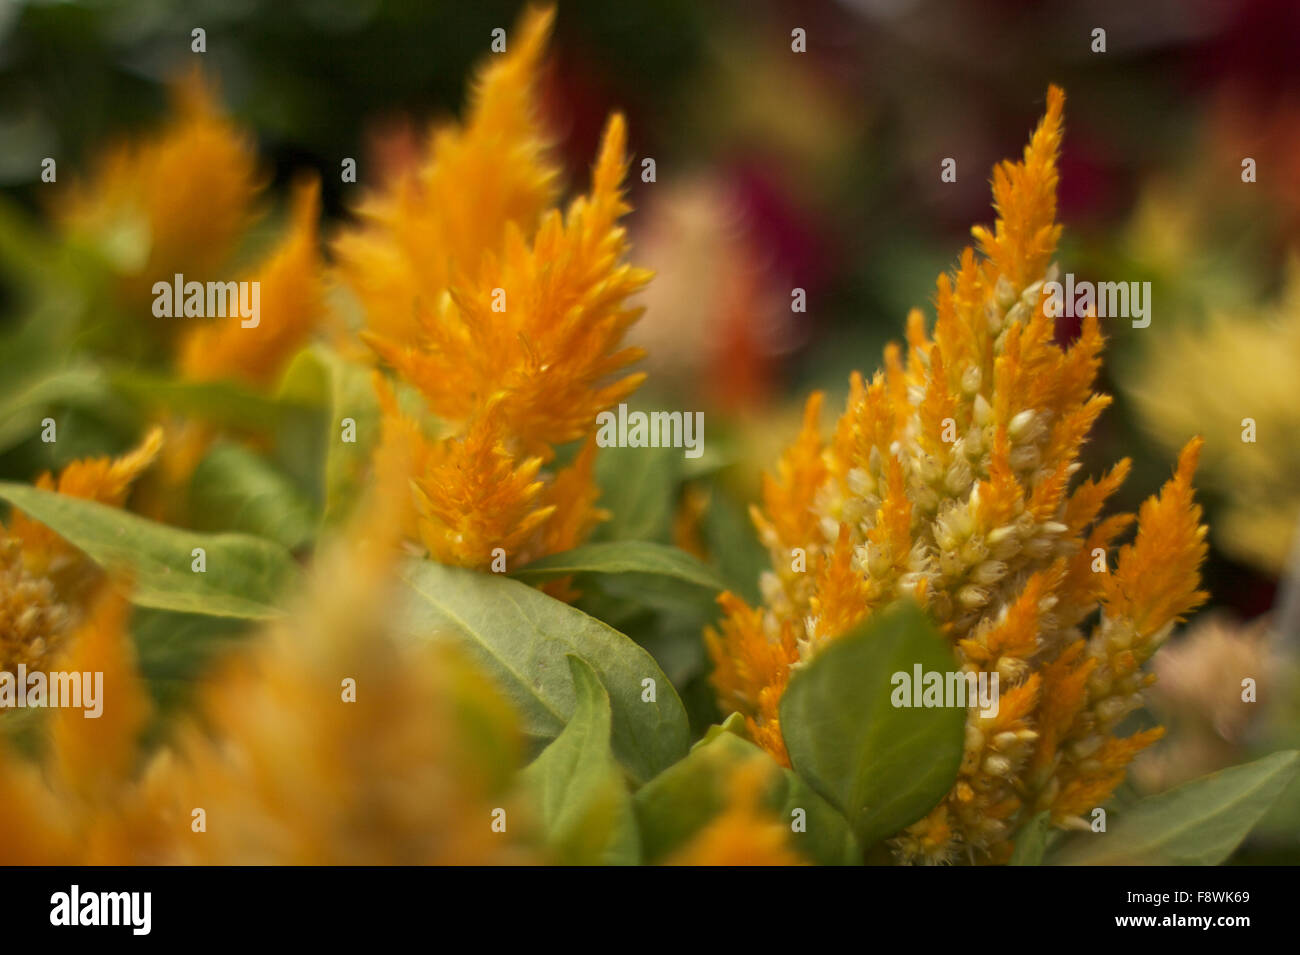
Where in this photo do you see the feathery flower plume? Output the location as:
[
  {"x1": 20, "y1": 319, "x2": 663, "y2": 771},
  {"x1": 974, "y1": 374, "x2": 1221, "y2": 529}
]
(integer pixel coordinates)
[
  {"x1": 705, "y1": 87, "x2": 1209, "y2": 863},
  {"x1": 0, "y1": 443, "x2": 535, "y2": 865},
  {"x1": 177, "y1": 177, "x2": 325, "y2": 388},
  {"x1": 57, "y1": 70, "x2": 261, "y2": 312},
  {"x1": 0, "y1": 429, "x2": 162, "y2": 673},
  {"x1": 343, "y1": 7, "x2": 651, "y2": 573}
]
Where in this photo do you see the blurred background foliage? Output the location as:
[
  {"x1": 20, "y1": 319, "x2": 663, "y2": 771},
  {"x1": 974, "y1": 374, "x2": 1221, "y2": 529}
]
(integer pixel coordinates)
[{"x1": 3, "y1": 0, "x2": 1300, "y2": 859}]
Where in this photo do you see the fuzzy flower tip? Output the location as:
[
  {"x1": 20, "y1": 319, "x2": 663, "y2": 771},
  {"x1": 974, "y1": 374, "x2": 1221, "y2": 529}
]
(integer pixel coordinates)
[
  {"x1": 0, "y1": 429, "x2": 162, "y2": 674},
  {"x1": 350, "y1": 6, "x2": 651, "y2": 574},
  {"x1": 58, "y1": 69, "x2": 260, "y2": 301},
  {"x1": 705, "y1": 86, "x2": 1209, "y2": 864}
]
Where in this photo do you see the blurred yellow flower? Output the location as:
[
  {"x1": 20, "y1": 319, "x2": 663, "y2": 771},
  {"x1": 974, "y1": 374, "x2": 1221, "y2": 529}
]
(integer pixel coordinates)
[
  {"x1": 1131, "y1": 259, "x2": 1300, "y2": 574},
  {"x1": 665, "y1": 757, "x2": 806, "y2": 867},
  {"x1": 334, "y1": 5, "x2": 560, "y2": 348},
  {"x1": 57, "y1": 70, "x2": 261, "y2": 310},
  {"x1": 0, "y1": 589, "x2": 150, "y2": 864},
  {"x1": 706, "y1": 87, "x2": 1210, "y2": 863},
  {"x1": 0, "y1": 457, "x2": 535, "y2": 865},
  {"x1": 177, "y1": 177, "x2": 325, "y2": 388},
  {"x1": 347, "y1": 7, "x2": 651, "y2": 574}
]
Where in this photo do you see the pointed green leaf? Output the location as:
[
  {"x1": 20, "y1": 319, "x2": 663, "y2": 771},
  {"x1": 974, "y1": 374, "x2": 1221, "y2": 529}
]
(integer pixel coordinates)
[
  {"x1": 511, "y1": 540, "x2": 726, "y2": 593},
  {"x1": 521, "y1": 656, "x2": 640, "y2": 865},
  {"x1": 393, "y1": 560, "x2": 689, "y2": 783},
  {"x1": 0, "y1": 483, "x2": 299, "y2": 619},
  {"x1": 778, "y1": 600, "x2": 966, "y2": 849},
  {"x1": 1050, "y1": 750, "x2": 1300, "y2": 865}
]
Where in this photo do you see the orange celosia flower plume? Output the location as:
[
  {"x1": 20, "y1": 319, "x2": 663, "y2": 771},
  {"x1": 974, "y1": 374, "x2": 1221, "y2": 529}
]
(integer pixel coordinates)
[
  {"x1": 339, "y1": 6, "x2": 651, "y2": 573},
  {"x1": 705, "y1": 86, "x2": 1209, "y2": 864},
  {"x1": 0, "y1": 430, "x2": 162, "y2": 676},
  {"x1": 58, "y1": 70, "x2": 261, "y2": 313}
]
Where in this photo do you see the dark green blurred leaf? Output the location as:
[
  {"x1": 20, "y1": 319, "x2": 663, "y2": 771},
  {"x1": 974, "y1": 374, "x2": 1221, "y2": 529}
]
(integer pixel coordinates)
[
  {"x1": 189, "y1": 442, "x2": 317, "y2": 550},
  {"x1": 592, "y1": 444, "x2": 680, "y2": 544}
]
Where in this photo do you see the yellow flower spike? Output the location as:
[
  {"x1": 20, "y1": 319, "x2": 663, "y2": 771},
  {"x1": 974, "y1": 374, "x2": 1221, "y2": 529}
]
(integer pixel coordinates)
[
  {"x1": 410, "y1": 408, "x2": 555, "y2": 569},
  {"x1": 356, "y1": 12, "x2": 652, "y2": 577},
  {"x1": 178, "y1": 177, "x2": 325, "y2": 387},
  {"x1": 369, "y1": 111, "x2": 650, "y2": 456},
  {"x1": 706, "y1": 86, "x2": 1209, "y2": 863},
  {"x1": 335, "y1": 4, "x2": 561, "y2": 346},
  {"x1": 58, "y1": 69, "x2": 260, "y2": 300}
]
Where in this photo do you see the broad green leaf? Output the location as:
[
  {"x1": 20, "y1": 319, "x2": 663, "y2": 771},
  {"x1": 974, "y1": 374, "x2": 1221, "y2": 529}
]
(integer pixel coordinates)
[
  {"x1": 1050, "y1": 750, "x2": 1300, "y2": 865},
  {"x1": 189, "y1": 442, "x2": 318, "y2": 550},
  {"x1": 1009, "y1": 811, "x2": 1052, "y2": 866},
  {"x1": 511, "y1": 540, "x2": 726, "y2": 594},
  {"x1": 393, "y1": 560, "x2": 689, "y2": 783},
  {"x1": 0, "y1": 483, "x2": 299, "y2": 619},
  {"x1": 521, "y1": 656, "x2": 640, "y2": 865},
  {"x1": 633, "y1": 728, "x2": 860, "y2": 865},
  {"x1": 592, "y1": 444, "x2": 680, "y2": 543},
  {"x1": 778, "y1": 600, "x2": 966, "y2": 849}
]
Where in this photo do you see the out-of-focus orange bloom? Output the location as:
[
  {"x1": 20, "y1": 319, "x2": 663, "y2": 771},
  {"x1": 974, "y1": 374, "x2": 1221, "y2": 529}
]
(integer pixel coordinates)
[{"x1": 57, "y1": 70, "x2": 260, "y2": 307}]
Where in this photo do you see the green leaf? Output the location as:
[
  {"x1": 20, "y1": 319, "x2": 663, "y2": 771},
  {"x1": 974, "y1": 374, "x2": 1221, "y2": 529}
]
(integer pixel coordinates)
[
  {"x1": 393, "y1": 560, "x2": 689, "y2": 783},
  {"x1": 0, "y1": 483, "x2": 299, "y2": 619},
  {"x1": 511, "y1": 540, "x2": 726, "y2": 593},
  {"x1": 693, "y1": 711, "x2": 747, "y2": 751},
  {"x1": 592, "y1": 444, "x2": 680, "y2": 543},
  {"x1": 111, "y1": 368, "x2": 297, "y2": 432},
  {"x1": 633, "y1": 728, "x2": 860, "y2": 865},
  {"x1": 0, "y1": 362, "x2": 119, "y2": 454},
  {"x1": 277, "y1": 345, "x2": 383, "y2": 527},
  {"x1": 700, "y1": 482, "x2": 767, "y2": 604},
  {"x1": 1050, "y1": 750, "x2": 1300, "y2": 865},
  {"x1": 521, "y1": 656, "x2": 640, "y2": 865},
  {"x1": 778, "y1": 600, "x2": 966, "y2": 849},
  {"x1": 188, "y1": 442, "x2": 318, "y2": 550},
  {"x1": 1009, "y1": 811, "x2": 1052, "y2": 866},
  {"x1": 130, "y1": 607, "x2": 254, "y2": 716}
]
